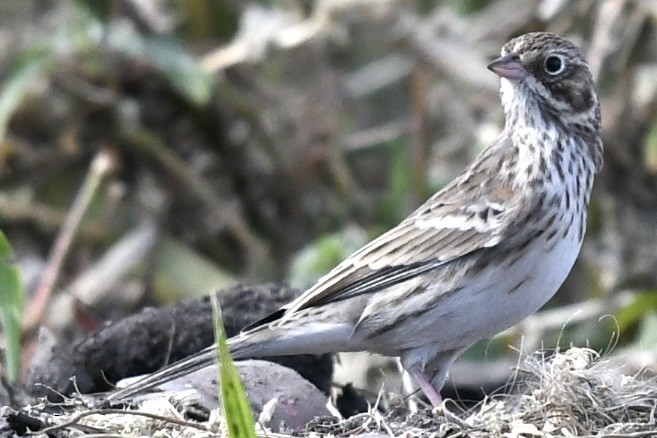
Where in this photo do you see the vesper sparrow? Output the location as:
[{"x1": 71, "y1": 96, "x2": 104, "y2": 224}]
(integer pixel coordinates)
[{"x1": 108, "y1": 32, "x2": 603, "y2": 406}]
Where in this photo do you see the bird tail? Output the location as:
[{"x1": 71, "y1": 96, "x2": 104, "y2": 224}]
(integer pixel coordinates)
[
  {"x1": 105, "y1": 322, "x2": 350, "y2": 402},
  {"x1": 104, "y1": 331, "x2": 267, "y2": 402},
  {"x1": 104, "y1": 345, "x2": 216, "y2": 402}
]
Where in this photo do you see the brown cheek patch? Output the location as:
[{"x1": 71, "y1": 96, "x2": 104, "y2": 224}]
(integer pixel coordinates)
[
  {"x1": 547, "y1": 80, "x2": 572, "y2": 106},
  {"x1": 547, "y1": 70, "x2": 594, "y2": 113},
  {"x1": 571, "y1": 85, "x2": 593, "y2": 113}
]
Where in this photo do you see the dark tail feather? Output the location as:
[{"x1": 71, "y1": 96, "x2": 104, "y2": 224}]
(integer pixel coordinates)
[
  {"x1": 104, "y1": 346, "x2": 216, "y2": 402},
  {"x1": 105, "y1": 332, "x2": 265, "y2": 402},
  {"x1": 104, "y1": 323, "x2": 337, "y2": 402}
]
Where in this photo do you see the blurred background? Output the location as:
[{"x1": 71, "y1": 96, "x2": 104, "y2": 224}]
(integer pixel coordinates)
[{"x1": 1, "y1": 0, "x2": 656, "y2": 402}]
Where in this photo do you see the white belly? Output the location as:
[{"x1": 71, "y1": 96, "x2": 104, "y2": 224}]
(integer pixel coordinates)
[
  {"x1": 365, "y1": 214, "x2": 583, "y2": 354},
  {"x1": 431, "y1": 226, "x2": 579, "y2": 349},
  {"x1": 463, "y1": 228, "x2": 581, "y2": 341}
]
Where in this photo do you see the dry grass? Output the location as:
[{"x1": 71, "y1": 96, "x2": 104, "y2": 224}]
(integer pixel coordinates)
[
  {"x1": 16, "y1": 347, "x2": 657, "y2": 437},
  {"x1": 303, "y1": 348, "x2": 657, "y2": 437}
]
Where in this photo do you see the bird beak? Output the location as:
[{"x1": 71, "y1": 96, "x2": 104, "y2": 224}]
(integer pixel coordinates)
[{"x1": 487, "y1": 54, "x2": 527, "y2": 80}]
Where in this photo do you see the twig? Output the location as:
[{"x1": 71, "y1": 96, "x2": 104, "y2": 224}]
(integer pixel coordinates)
[
  {"x1": 580, "y1": 432, "x2": 657, "y2": 438},
  {"x1": 0, "y1": 195, "x2": 106, "y2": 239},
  {"x1": 199, "y1": 0, "x2": 401, "y2": 73},
  {"x1": 344, "y1": 120, "x2": 409, "y2": 152},
  {"x1": 410, "y1": 63, "x2": 429, "y2": 204},
  {"x1": 34, "y1": 408, "x2": 211, "y2": 434},
  {"x1": 24, "y1": 149, "x2": 117, "y2": 332}
]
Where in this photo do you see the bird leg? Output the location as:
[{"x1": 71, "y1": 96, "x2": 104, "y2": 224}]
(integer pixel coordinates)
[{"x1": 410, "y1": 369, "x2": 443, "y2": 407}]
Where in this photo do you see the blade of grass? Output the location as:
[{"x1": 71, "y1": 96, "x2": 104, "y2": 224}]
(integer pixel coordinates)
[
  {"x1": 0, "y1": 48, "x2": 52, "y2": 141},
  {"x1": 0, "y1": 231, "x2": 23, "y2": 381},
  {"x1": 211, "y1": 295, "x2": 257, "y2": 438}
]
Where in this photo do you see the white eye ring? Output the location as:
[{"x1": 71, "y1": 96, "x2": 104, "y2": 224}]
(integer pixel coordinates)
[{"x1": 544, "y1": 54, "x2": 566, "y2": 75}]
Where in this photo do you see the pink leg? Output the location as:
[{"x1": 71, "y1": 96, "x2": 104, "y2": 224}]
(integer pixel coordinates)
[{"x1": 410, "y1": 369, "x2": 442, "y2": 407}]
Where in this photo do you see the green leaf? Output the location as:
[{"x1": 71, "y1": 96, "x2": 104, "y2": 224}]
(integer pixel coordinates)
[
  {"x1": 644, "y1": 116, "x2": 657, "y2": 171},
  {"x1": 0, "y1": 232, "x2": 12, "y2": 257},
  {"x1": 211, "y1": 296, "x2": 256, "y2": 438},
  {"x1": 73, "y1": 0, "x2": 113, "y2": 23},
  {"x1": 378, "y1": 139, "x2": 413, "y2": 227},
  {"x1": 103, "y1": 20, "x2": 213, "y2": 106},
  {"x1": 176, "y1": 0, "x2": 239, "y2": 41},
  {"x1": 289, "y1": 228, "x2": 367, "y2": 290},
  {"x1": 152, "y1": 236, "x2": 235, "y2": 302},
  {"x1": 638, "y1": 311, "x2": 657, "y2": 347},
  {"x1": 0, "y1": 231, "x2": 23, "y2": 381},
  {"x1": 142, "y1": 37, "x2": 213, "y2": 106},
  {"x1": 615, "y1": 290, "x2": 657, "y2": 333},
  {"x1": 0, "y1": 49, "x2": 52, "y2": 141}
]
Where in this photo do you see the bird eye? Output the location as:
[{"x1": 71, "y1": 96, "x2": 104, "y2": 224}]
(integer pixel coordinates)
[{"x1": 544, "y1": 55, "x2": 566, "y2": 75}]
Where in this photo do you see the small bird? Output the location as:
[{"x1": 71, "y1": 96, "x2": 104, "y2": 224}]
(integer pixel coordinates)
[{"x1": 107, "y1": 32, "x2": 603, "y2": 407}]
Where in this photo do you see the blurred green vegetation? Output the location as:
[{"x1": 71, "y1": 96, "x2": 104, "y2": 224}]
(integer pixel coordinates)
[{"x1": 0, "y1": 232, "x2": 22, "y2": 382}]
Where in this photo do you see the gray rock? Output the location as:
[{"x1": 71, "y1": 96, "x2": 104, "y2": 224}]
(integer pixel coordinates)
[{"x1": 120, "y1": 359, "x2": 331, "y2": 432}]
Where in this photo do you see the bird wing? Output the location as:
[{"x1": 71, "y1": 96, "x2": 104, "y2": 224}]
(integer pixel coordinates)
[{"x1": 274, "y1": 163, "x2": 524, "y2": 324}]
